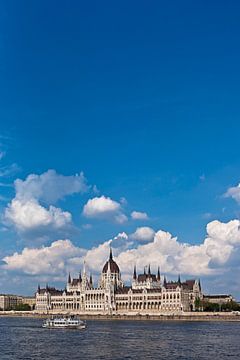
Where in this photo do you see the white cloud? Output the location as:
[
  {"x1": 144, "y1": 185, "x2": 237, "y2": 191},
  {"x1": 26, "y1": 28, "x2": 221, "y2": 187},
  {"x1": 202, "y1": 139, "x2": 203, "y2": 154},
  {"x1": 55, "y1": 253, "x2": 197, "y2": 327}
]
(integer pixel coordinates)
[
  {"x1": 2, "y1": 240, "x2": 85, "y2": 275},
  {"x1": 114, "y1": 213, "x2": 128, "y2": 224},
  {"x1": 130, "y1": 227, "x2": 155, "y2": 242},
  {"x1": 3, "y1": 220, "x2": 240, "y2": 297},
  {"x1": 83, "y1": 196, "x2": 120, "y2": 216},
  {"x1": 14, "y1": 169, "x2": 88, "y2": 204},
  {"x1": 5, "y1": 199, "x2": 72, "y2": 231},
  {"x1": 225, "y1": 183, "x2": 240, "y2": 204},
  {"x1": 131, "y1": 211, "x2": 149, "y2": 220},
  {"x1": 83, "y1": 195, "x2": 127, "y2": 223},
  {"x1": 4, "y1": 170, "x2": 89, "y2": 236}
]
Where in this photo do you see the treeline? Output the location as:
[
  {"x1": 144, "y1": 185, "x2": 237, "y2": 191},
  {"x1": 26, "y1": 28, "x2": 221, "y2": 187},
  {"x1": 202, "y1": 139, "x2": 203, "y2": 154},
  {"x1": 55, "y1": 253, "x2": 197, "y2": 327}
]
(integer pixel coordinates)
[
  {"x1": 195, "y1": 298, "x2": 240, "y2": 312},
  {"x1": 0, "y1": 303, "x2": 31, "y2": 311}
]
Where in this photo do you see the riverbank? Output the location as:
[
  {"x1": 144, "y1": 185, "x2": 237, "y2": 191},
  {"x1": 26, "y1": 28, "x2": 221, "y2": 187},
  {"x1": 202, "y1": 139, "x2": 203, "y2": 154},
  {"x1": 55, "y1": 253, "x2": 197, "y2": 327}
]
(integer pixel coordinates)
[{"x1": 1, "y1": 311, "x2": 240, "y2": 321}]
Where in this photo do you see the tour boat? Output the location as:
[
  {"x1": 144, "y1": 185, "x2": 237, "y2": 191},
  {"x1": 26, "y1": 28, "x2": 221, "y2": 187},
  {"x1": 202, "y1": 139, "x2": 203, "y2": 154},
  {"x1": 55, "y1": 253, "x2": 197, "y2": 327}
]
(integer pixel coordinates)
[{"x1": 42, "y1": 316, "x2": 86, "y2": 329}]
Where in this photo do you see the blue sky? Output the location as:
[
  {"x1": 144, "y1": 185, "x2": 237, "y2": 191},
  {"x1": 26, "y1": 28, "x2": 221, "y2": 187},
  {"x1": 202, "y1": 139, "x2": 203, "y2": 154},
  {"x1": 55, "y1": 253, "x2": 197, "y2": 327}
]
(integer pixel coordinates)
[{"x1": 0, "y1": 1, "x2": 240, "y2": 297}]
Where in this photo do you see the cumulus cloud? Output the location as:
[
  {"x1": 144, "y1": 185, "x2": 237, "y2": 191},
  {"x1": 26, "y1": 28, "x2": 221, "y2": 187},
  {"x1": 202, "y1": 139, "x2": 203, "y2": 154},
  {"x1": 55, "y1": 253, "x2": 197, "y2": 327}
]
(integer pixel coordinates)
[
  {"x1": 5, "y1": 199, "x2": 72, "y2": 231},
  {"x1": 83, "y1": 195, "x2": 127, "y2": 223},
  {"x1": 3, "y1": 240, "x2": 85, "y2": 276},
  {"x1": 130, "y1": 227, "x2": 155, "y2": 242},
  {"x1": 225, "y1": 183, "x2": 240, "y2": 204},
  {"x1": 4, "y1": 169, "x2": 89, "y2": 237},
  {"x1": 14, "y1": 169, "x2": 88, "y2": 204},
  {"x1": 4, "y1": 220, "x2": 240, "y2": 286},
  {"x1": 131, "y1": 211, "x2": 149, "y2": 220}
]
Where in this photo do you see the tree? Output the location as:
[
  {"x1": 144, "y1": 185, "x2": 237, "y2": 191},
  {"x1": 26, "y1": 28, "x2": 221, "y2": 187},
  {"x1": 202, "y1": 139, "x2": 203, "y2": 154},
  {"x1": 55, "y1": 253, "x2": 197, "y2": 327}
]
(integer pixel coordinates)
[
  {"x1": 194, "y1": 297, "x2": 203, "y2": 311},
  {"x1": 14, "y1": 303, "x2": 31, "y2": 311}
]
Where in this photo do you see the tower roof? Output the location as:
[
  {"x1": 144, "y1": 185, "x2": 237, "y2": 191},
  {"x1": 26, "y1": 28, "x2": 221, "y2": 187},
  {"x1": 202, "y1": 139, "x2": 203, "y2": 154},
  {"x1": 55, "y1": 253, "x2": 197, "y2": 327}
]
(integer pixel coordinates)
[
  {"x1": 133, "y1": 265, "x2": 137, "y2": 280},
  {"x1": 102, "y1": 248, "x2": 120, "y2": 274},
  {"x1": 157, "y1": 266, "x2": 160, "y2": 281}
]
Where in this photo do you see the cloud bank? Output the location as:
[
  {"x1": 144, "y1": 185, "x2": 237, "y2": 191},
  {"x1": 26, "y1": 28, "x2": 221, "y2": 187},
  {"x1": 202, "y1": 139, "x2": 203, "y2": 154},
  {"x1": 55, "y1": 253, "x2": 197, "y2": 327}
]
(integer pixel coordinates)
[{"x1": 3, "y1": 220, "x2": 240, "y2": 285}]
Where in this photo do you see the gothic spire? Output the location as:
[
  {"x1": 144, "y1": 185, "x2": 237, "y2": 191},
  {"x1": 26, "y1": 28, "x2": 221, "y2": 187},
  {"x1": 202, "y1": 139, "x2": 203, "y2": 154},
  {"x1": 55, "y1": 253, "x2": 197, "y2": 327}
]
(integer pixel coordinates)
[
  {"x1": 148, "y1": 264, "x2": 151, "y2": 276},
  {"x1": 163, "y1": 276, "x2": 167, "y2": 287},
  {"x1": 79, "y1": 270, "x2": 82, "y2": 282},
  {"x1": 157, "y1": 266, "x2": 161, "y2": 281},
  {"x1": 68, "y1": 273, "x2": 71, "y2": 284},
  {"x1": 109, "y1": 246, "x2": 113, "y2": 260},
  {"x1": 133, "y1": 265, "x2": 137, "y2": 280},
  {"x1": 198, "y1": 279, "x2": 201, "y2": 291},
  {"x1": 90, "y1": 274, "x2": 93, "y2": 287},
  {"x1": 178, "y1": 274, "x2": 181, "y2": 284}
]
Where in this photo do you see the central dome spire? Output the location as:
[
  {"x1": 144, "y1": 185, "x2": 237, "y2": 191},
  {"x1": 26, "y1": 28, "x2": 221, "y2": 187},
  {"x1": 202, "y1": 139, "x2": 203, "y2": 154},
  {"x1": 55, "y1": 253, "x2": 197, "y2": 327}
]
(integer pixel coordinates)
[{"x1": 102, "y1": 247, "x2": 120, "y2": 274}]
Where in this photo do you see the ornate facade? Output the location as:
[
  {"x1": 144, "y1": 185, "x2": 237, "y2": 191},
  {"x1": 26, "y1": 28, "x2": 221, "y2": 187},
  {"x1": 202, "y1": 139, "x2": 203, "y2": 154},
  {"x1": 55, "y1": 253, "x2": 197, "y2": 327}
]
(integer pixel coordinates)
[{"x1": 35, "y1": 249, "x2": 202, "y2": 314}]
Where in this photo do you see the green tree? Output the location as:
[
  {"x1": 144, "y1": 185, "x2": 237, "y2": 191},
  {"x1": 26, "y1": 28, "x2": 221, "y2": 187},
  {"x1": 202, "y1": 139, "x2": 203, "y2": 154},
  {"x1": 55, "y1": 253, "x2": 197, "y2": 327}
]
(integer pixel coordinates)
[{"x1": 14, "y1": 303, "x2": 31, "y2": 311}]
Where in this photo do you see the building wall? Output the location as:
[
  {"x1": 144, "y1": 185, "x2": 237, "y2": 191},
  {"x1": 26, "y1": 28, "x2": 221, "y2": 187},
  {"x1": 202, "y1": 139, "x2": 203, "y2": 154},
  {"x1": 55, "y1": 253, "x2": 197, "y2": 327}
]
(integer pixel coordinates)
[
  {"x1": 35, "y1": 256, "x2": 202, "y2": 314},
  {"x1": 0, "y1": 295, "x2": 22, "y2": 310}
]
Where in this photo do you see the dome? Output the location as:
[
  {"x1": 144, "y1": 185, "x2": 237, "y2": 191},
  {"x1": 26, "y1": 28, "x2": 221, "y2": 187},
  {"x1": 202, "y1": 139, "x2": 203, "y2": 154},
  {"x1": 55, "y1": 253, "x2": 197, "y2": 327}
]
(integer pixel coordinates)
[
  {"x1": 102, "y1": 248, "x2": 120, "y2": 274},
  {"x1": 102, "y1": 258, "x2": 120, "y2": 274}
]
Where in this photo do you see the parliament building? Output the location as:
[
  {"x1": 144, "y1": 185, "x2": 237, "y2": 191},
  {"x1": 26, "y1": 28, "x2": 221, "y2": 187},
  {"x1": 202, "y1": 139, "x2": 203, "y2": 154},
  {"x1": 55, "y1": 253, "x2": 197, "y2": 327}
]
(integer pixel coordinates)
[{"x1": 35, "y1": 249, "x2": 202, "y2": 314}]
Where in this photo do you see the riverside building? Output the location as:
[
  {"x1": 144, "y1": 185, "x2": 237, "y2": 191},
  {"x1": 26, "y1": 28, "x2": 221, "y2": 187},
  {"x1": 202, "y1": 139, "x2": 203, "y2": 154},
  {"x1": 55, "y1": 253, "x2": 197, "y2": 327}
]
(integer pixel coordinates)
[{"x1": 35, "y1": 249, "x2": 202, "y2": 314}]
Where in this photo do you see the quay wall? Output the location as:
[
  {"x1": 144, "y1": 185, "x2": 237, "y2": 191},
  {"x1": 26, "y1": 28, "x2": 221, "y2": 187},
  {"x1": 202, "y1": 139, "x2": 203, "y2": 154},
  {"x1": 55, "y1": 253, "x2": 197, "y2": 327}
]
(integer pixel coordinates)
[{"x1": 0, "y1": 311, "x2": 240, "y2": 321}]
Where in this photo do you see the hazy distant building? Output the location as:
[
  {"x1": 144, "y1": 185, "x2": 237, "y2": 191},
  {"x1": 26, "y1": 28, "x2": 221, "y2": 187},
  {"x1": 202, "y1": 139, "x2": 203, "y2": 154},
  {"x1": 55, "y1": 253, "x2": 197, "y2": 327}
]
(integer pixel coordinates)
[
  {"x1": 203, "y1": 294, "x2": 234, "y2": 304},
  {"x1": 0, "y1": 294, "x2": 23, "y2": 311},
  {"x1": 35, "y1": 249, "x2": 202, "y2": 314}
]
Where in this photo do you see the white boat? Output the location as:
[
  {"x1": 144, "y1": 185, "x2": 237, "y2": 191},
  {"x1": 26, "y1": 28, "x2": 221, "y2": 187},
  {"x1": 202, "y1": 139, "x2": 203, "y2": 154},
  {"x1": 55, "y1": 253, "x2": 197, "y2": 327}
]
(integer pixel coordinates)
[{"x1": 42, "y1": 316, "x2": 86, "y2": 329}]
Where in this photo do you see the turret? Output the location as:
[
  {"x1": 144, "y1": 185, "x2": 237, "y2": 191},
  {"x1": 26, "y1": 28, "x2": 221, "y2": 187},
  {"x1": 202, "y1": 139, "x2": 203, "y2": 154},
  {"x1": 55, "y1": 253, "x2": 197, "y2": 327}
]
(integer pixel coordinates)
[
  {"x1": 163, "y1": 276, "x2": 167, "y2": 287},
  {"x1": 79, "y1": 270, "x2": 82, "y2": 283},
  {"x1": 148, "y1": 264, "x2": 151, "y2": 277},
  {"x1": 133, "y1": 265, "x2": 137, "y2": 280},
  {"x1": 177, "y1": 274, "x2": 181, "y2": 285},
  {"x1": 68, "y1": 273, "x2": 71, "y2": 284},
  {"x1": 157, "y1": 267, "x2": 161, "y2": 282}
]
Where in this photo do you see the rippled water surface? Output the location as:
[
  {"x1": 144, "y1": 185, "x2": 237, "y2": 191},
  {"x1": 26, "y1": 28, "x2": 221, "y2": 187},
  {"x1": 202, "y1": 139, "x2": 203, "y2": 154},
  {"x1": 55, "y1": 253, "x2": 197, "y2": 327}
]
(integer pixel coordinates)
[{"x1": 0, "y1": 317, "x2": 240, "y2": 359}]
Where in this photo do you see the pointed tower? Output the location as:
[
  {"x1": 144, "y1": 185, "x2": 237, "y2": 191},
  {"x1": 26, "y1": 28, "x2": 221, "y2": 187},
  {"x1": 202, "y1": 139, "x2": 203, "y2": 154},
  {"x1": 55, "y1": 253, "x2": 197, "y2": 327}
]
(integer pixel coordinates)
[
  {"x1": 89, "y1": 274, "x2": 93, "y2": 288},
  {"x1": 148, "y1": 264, "x2": 151, "y2": 277},
  {"x1": 163, "y1": 276, "x2": 167, "y2": 287},
  {"x1": 157, "y1": 267, "x2": 161, "y2": 282},
  {"x1": 38, "y1": 284, "x2": 41, "y2": 293},
  {"x1": 177, "y1": 274, "x2": 181, "y2": 285},
  {"x1": 68, "y1": 273, "x2": 71, "y2": 284},
  {"x1": 82, "y1": 260, "x2": 88, "y2": 290},
  {"x1": 109, "y1": 246, "x2": 113, "y2": 260},
  {"x1": 133, "y1": 265, "x2": 137, "y2": 280},
  {"x1": 79, "y1": 270, "x2": 82, "y2": 283}
]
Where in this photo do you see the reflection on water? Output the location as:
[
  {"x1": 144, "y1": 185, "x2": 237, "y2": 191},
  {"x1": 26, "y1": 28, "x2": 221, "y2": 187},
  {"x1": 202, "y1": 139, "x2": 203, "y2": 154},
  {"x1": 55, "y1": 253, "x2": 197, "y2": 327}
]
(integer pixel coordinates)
[{"x1": 0, "y1": 317, "x2": 240, "y2": 359}]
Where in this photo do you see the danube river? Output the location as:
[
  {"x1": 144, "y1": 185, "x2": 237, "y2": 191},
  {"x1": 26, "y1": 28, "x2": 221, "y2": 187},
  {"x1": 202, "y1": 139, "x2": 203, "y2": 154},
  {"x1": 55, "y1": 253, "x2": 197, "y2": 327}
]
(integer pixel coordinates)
[{"x1": 0, "y1": 317, "x2": 240, "y2": 359}]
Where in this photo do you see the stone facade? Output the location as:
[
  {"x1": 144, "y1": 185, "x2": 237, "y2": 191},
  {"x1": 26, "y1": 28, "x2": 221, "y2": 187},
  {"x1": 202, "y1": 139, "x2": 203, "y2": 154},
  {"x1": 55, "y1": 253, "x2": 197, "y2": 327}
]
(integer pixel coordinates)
[
  {"x1": 0, "y1": 294, "x2": 23, "y2": 310},
  {"x1": 35, "y1": 249, "x2": 202, "y2": 314}
]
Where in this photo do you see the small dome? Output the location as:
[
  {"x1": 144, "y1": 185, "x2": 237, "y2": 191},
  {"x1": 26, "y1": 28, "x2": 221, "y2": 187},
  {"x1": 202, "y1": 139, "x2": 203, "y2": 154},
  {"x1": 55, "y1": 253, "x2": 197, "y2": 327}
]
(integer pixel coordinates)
[{"x1": 102, "y1": 248, "x2": 120, "y2": 274}]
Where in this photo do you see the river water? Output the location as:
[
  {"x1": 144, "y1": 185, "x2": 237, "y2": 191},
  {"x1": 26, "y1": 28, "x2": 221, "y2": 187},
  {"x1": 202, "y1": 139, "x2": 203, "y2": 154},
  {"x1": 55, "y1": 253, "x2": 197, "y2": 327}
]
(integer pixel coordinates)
[{"x1": 0, "y1": 317, "x2": 239, "y2": 359}]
